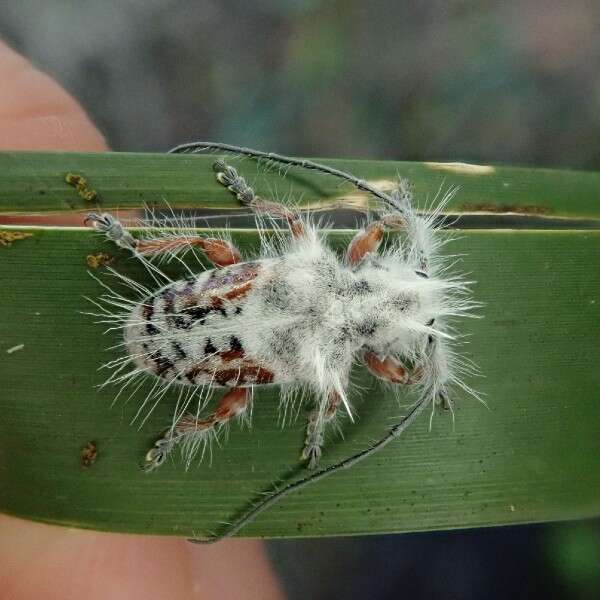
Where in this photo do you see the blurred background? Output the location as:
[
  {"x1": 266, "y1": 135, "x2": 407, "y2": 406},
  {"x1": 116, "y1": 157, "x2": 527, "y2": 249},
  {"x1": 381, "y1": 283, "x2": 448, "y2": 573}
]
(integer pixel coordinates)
[
  {"x1": 1, "y1": 1, "x2": 599, "y2": 598},
  {"x1": 3, "y1": 1, "x2": 600, "y2": 167}
]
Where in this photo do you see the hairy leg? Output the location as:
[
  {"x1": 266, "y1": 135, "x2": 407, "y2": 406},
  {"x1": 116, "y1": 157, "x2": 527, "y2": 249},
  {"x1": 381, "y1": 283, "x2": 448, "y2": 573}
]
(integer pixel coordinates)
[
  {"x1": 363, "y1": 343, "x2": 455, "y2": 412},
  {"x1": 144, "y1": 387, "x2": 252, "y2": 471},
  {"x1": 346, "y1": 220, "x2": 386, "y2": 266},
  {"x1": 362, "y1": 351, "x2": 423, "y2": 385},
  {"x1": 346, "y1": 178, "x2": 445, "y2": 273},
  {"x1": 346, "y1": 215, "x2": 407, "y2": 266},
  {"x1": 301, "y1": 390, "x2": 342, "y2": 469},
  {"x1": 212, "y1": 160, "x2": 306, "y2": 238},
  {"x1": 85, "y1": 212, "x2": 241, "y2": 267},
  {"x1": 389, "y1": 179, "x2": 439, "y2": 273},
  {"x1": 169, "y1": 143, "x2": 445, "y2": 271}
]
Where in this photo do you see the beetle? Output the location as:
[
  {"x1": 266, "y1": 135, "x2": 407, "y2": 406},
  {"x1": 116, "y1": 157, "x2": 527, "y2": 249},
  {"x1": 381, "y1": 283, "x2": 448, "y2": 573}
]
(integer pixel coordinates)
[{"x1": 86, "y1": 142, "x2": 476, "y2": 540}]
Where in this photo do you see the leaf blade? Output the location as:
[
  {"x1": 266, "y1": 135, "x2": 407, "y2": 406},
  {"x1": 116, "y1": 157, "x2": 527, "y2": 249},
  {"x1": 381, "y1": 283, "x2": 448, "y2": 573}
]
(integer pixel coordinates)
[
  {"x1": 1, "y1": 151, "x2": 600, "y2": 218},
  {"x1": 0, "y1": 226, "x2": 598, "y2": 538}
]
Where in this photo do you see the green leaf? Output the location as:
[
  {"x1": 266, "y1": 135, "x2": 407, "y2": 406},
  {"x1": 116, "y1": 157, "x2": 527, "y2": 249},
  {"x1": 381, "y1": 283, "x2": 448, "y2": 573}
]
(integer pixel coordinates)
[
  {"x1": 1, "y1": 151, "x2": 599, "y2": 539},
  {"x1": 1, "y1": 151, "x2": 600, "y2": 217}
]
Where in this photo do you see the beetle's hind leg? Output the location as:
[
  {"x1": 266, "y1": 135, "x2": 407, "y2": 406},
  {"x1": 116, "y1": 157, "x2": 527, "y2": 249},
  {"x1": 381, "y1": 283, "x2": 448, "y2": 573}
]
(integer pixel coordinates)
[
  {"x1": 143, "y1": 387, "x2": 252, "y2": 471},
  {"x1": 213, "y1": 159, "x2": 306, "y2": 238},
  {"x1": 85, "y1": 212, "x2": 242, "y2": 267},
  {"x1": 85, "y1": 212, "x2": 138, "y2": 252}
]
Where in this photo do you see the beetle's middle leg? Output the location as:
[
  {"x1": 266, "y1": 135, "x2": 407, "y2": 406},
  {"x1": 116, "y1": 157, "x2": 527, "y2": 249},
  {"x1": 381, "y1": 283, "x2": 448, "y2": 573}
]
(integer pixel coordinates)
[
  {"x1": 144, "y1": 386, "x2": 252, "y2": 471},
  {"x1": 301, "y1": 390, "x2": 342, "y2": 470}
]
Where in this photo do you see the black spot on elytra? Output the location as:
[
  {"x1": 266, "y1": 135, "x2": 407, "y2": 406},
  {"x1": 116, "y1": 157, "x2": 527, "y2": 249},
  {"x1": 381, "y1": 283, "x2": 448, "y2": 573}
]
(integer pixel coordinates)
[
  {"x1": 142, "y1": 298, "x2": 159, "y2": 335},
  {"x1": 230, "y1": 336, "x2": 243, "y2": 352},
  {"x1": 149, "y1": 350, "x2": 174, "y2": 376},
  {"x1": 356, "y1": 318, "x2": 378, "y2": 337},
  {"x1": 183, "y1": 301, "x2": 227, "y2": 324},
  {"x1": 234, "y1": 306, "x2": 243, "y2": 315},
  {"x1": 204, "y1": 338, "x2": 217, "y2": 355},
  {"x1": 172, "y1": 316, "x2": 191, "y2": 330},
  {"x1": 161, "y1": 288, "x2": 176, "y2": 314},
  {"x1": 184, "y1": 305, "x2": 211, "y2": 323},
  {"x1": 351, "y1": 279, "x2": 372, "y2": 295},
  {"x1": 171, "y1": 341, "x2": 187, "y2": 360},
  {"x1": 426, "y1": 318, "x2": 435, "y2": 326},
  {"x1": 142, "y1": 300, "x2": 154, "y2": 321},
  {"x1": 146, "y1": 323, "x2": 160, "y2": 336},
  {"x1": 415, "y1": 270, "x2": 429, "y2": 279}
]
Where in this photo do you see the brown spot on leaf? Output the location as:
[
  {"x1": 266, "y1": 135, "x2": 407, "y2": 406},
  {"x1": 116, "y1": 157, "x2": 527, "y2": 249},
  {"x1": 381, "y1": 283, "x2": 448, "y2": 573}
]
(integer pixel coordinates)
[
  {"x1": 0, "y1": 231, "x2": 33, "y2": 247},
  {"x1": 86, "y1": 252, "x2": 114, "y2": 268},
  {"x1": 65, "y1": 172, "x2": 99, "y2": 203},
  {"x1": 80, "y1": 441, "x2": 98, "y2": 467}
]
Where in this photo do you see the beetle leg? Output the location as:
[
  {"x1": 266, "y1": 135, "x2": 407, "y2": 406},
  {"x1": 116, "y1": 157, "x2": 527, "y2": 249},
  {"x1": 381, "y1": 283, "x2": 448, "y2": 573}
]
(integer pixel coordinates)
[
  {"x1": 345, "y1": 213, "x2": 407, "y2": 266},
  {"x1": 136, "y1": 236, "x2": 240, "y2": 266},
  {"x1": 143, "y1": 387, "x2": 251, "y2": 471},
  {"x1": 213, "y1": 160, "x2": 306, "y2": 238},
  {"x1": 362, "y1": 351, "x2": 423, "y2": 385},
  {"x1": 175, "y1": 386, "x2": 251, "y2": 435},
  {"x1": 85, "y1": 212, "x2": 241, "y2": 267},
  {"x1": 301, "y1": 390, "x2": 342, "y2": 470},
  {"x1": 346, "y1": 221, "x2": 385, "y2": 266}
]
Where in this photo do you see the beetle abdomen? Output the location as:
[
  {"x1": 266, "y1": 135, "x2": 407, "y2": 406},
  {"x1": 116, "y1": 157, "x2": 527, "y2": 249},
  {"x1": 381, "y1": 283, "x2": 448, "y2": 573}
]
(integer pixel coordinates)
[{"x1": 124, "y1": 260, "x2": 275, "y2": 386}]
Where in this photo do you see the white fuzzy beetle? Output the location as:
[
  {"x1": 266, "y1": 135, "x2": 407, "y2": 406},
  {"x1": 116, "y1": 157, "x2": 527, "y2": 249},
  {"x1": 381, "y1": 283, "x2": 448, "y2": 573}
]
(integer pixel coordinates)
[{"x1": 86, "y1": 142, "x2": 477, "y2": 541}]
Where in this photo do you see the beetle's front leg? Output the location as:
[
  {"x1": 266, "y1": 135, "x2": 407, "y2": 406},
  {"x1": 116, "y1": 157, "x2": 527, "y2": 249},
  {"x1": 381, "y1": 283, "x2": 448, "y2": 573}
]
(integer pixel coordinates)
[
  {"x1": 345, "y1": 213, "x2": 408, "y2": 267},
  {"x1": 346, "y1": 221, "x2": 386, "y2": 266},
  {"x1": 85, "y1": 212, "x2": 242, "y2": 267},
  {"x1": 363, "y1": 343, "x2": 454, "y2": 410},
  {"x1": 347, "y1": 178, "x2": 442, "y2": 272},
  {"x1": 362, "y1": 351, "x2": 423, "y2": 385}
]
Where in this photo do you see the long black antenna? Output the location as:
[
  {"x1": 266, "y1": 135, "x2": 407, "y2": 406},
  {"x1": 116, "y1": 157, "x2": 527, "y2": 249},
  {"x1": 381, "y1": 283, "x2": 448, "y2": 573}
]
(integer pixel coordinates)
[
  {"x1": 189, "y1": 394, "x2": 432, "y2": 543},
  {"x1": 169, "y1": 141, "x2": 401, "y2": 213}
]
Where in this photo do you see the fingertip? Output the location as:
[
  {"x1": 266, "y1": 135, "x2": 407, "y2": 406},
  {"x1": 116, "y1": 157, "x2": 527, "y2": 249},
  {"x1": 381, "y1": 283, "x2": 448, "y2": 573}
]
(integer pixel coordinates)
[{"x1": 0, "y1": 38, "x2": 107, "y2": 151}]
